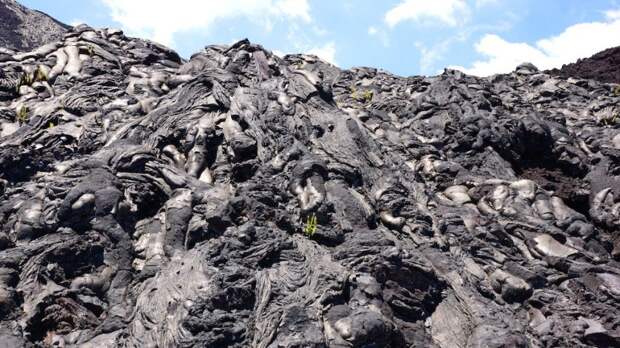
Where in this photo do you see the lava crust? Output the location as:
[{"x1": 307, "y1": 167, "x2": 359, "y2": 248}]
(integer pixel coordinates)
[{"x1": 0, "y1": 18, "x2": 619, "y2": 348}]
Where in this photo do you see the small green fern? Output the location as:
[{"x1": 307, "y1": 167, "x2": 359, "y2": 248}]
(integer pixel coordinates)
[{"x1": 303, "y1": 214, "x2": 317, "y2": 236}]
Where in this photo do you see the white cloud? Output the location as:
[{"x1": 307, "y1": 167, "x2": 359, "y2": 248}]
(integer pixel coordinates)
[
  {"x1": 416, "y1": 39, "x2": 455, "y2": 73},
  {"x1": 368, "y1": 26, "x2": 390, "y2": 47},
  {"x1": 414, "y1": 22, "x2": 510, "y2": 74},
  {"x1": 306, "y1": 42, "x2": 337, "y2": 64},
  {"x1": 453, "y1": 12, "x2": 620, "y2": 76},
  {"x1": 385, "y1": 0, "x2": 469, "y2": 27},
  {"x1": 101, "y1": 0, "x2": 311, "y2": 46},
  {"x1": 605, "y1": 9, "x2": 620, "y2": 20},
  {"x1": 475, "y1": 0, "x2": 498, "y2": 7},
  {"x1": 70, "y1": 19, "x2": 86, "y2": 26},
  {"x1": 277, "y1": 0, "x2": 311, "y2": 22}
]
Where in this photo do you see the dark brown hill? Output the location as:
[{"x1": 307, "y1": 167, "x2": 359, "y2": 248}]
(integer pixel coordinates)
[{"x1": 549, "y1": 45, "x2": 620, "y2": 84}]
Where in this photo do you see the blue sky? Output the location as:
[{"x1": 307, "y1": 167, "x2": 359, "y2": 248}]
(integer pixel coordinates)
[{"x1": 20, "y1": 0, "x2": 620, "y2": 76}]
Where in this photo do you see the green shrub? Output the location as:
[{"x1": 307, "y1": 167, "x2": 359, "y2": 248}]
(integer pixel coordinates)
[
  {"x1": 351, "y1": 86, "x2": 373, "y2": 104},
  {"x1": 303, "y1": 214, "x2": 317, "y2": 236},
  {"x1": 16, "y1": 106, "x2": 29, "y2": 124},
  {"x1": 15, "y1": 67, "x2": 47, "y2": 92},
  {"x1": 601, "y1": 113, "x2": 619, "y2": 126},
  {"x1": 24, "y1": 72, "x2": 33, "y2": 85},
  {"x1": 34, "y1": 66, "x2": 48, "y2": 82},
  {"x1": 16, "y1": 73, "x2": 31, "y2": 92}
]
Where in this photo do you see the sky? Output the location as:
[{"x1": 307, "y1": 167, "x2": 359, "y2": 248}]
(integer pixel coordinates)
[{"x1": 19, "y1": 0, "x2": 620, "y2": 77}]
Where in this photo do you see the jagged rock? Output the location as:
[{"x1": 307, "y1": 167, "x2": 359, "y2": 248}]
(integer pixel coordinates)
[
  {"x1": 0, "y1": 3, "x2": 619, "y2": 347},
  {"x1": 490, "y1": 269, "x2": 532, "y2": 303}
]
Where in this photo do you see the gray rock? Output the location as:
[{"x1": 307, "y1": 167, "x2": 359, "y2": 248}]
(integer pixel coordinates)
[{"x1": 0, "y1": 6, "x2": 619, "y2": 347}]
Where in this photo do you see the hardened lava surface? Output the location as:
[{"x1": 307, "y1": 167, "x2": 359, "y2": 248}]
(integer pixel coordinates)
[{"x1": 0, "y1": 23, "x2": 619, "y2": 347}]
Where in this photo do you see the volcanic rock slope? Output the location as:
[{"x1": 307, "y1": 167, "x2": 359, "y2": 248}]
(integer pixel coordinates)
[
  {"x1": 0, "y1": 0, "x2": 69, "y2": 52},
  {"x1": 0, "y1": 23, "x2": 619, "y2": 348},
  {"x1": 549, "y1": 45, "x2": 620, "y2": 84}
]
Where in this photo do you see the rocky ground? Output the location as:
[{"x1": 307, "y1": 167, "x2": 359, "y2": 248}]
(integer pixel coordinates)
[
  {"x1": 0, "y1": 13, "x2": 619, "y2": 348},
  {"x1": 549, "y1": 45, "x2": 620, "y2": 84},
  {"x1": 0, "y1": 0, "x2": 69, "y2": 53}
]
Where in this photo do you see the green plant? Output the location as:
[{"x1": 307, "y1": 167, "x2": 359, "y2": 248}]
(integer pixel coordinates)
[
  {"x1": 87, "y1": 44, "x2": 95, "y2": 57},
  {"x1": 303, "y1": 214, "x2": 317, "y2": 236},
  {"x1": 614, "y1": 85, "x2": 620, "y2": 96},
  {"x1": 34, "y1": 66, "x2": 48, "y2": 82},
  {"x1": 16, "y1": 73, "x2": 30, "y2": 92},
  {"x1": 14, "y1": 67, "x2": 46, "y2": 92},
  {"x1": 21, "y1": 72, "x2": 33, "y2": 86},
  {"x1": 350, "y1": 86, "x2": 373, "y2": 104},
  {"x1": 16, "y1": 106, "x2": 29, "y2": 124},
  {"x1": 601, "y1": 113, "x2": 619, "y2": 126}
]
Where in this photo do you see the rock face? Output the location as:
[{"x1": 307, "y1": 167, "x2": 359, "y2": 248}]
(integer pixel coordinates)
[
  {"x1": 549, "y1": 45, "x2": 620, "y2": 84},
  {"x1": 0, "y1": 20, "x2": 620, "y2": 348},
  {"x1": 0, "y1": 0, "x2": 69, "y2": 52}
]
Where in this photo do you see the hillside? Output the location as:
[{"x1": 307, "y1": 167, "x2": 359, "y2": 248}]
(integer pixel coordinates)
[
  {"x1": 549, "y1": 45, "x2": 620, "y2": 84},
  {"x1": 0, "y1": 0, "x2": 69, "y2": 53},
  {"x1": 0, "y1": 6, "x2": 619, "y2": 348}
]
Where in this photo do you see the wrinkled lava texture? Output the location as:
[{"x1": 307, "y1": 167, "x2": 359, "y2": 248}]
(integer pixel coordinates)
[
  {"x1": 0, "y1": 22, "x2": 620, "y2": 348},
  {"x1": 549, "y1": 45, "x2": 620, "y2": 84}
]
